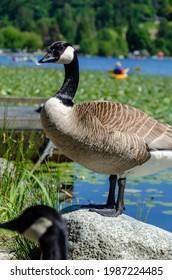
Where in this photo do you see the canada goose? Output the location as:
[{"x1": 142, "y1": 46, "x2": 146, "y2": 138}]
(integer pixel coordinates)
[
  {"x1": 0, "y1": 205, "x2": 68, "y2": 260},
  {"x1": 39, "y1": 41, "x2": 172, "y2": 217}
]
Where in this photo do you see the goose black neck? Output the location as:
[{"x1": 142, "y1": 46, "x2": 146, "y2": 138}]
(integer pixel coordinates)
[
  {"x1": 55, "y1": 52, "x2": 79, "y2": 107},
  {"x1": 39, "y1": 225, "x2": 68, "y2": 260}
]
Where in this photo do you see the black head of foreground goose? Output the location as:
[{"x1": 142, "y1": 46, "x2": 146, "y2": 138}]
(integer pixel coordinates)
[
  {"x1": 39, "y1": 41, "x2": 172, "y2": 217},
  {"x1": 0, "y1": 205, "x2": 68, "y2": 260}
]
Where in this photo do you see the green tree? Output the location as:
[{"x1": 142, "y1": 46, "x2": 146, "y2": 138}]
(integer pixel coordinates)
[
  {"x1": 114, "y1": 0, "x2": 132, "y2": 26},
  {"x1": 96, "y1": 2, "x2": 114, "y2": 29},
  {"x1": 2, "y1": 26, "x2": 24, "y2": 49},
  {"x1": 22, "y1": 32, "x2": 43, "y2": 51},
  {"x1": 115, "y1": 36, "x2": 129, "y2": 57},
  {"x1": 0, "y1": 0, "x2": 171, "y2": 55},
  {"x1": 15, "y1": 6, "x2": 35, "y2": 31},
  {"x1": 0, "y1": 31, "x2": 5, "y2": 48},
  {"x1": 156, "y1": 18, "x2": 170, "y2": 38},
  {"x1": 155, "y1": 18, "x2": 172, "y2": 55},
  {"x1": 48, "y1": 19, "x2": 63, "y2": 44},
  {"x1": 97, "y1": 26, "x2": 128, "y2": 57},
  {"x1": 126, "y1": 18, "x2": 152, "y2": 52},
  {"x1": 1, "y1": 26, "x2": 42, "y2": 51},
  {"x1": 37, "y1": 18, "x2": 50, "y2": 46},
  {"x1": 56, "y1": 3, "x2": 76, "y2": 43},
  {"x1": 28, "y1": 0, "x2": 51, "y2": 19},
  {"x1": 75, "y1": 12, "x2": 98, "y2": 55},
  {"x1": 156, "y1": 0, "x2": 170, "y2": 17}
]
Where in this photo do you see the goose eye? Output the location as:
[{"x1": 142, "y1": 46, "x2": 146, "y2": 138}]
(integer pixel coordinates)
[
  {"x1": 58, "y1": 46, "x2": 64, "y2": 51},
  {"x1": 52, "y1": 49, "x2": 59, "y2": 57},
  {"x1": 53, "y1": 46, "x2": 63, "y2": 56}
]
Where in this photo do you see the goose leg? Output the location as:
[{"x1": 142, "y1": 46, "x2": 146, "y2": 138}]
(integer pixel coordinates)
[
  {"x1": 88, "y1": 174, "x2": 118, "y2": 217},
  {"x1": 61, "y1": 176, "x2": 126, "y2": 217},
  {"x1": 80, "y1": 175, "x2": 117, "y2": 210},
  {"x1": 32, "y1": 140, "x2": 55, "y2": 171},
  {"x1": 106, "y1": 174, "x2": 117, "y2": 207},
  {"x1": 114, "y1": 177, "x2": 126, "y2": 217},
  {"x1": 88, "y1": 176, "x2": 126, "y2": 217}
]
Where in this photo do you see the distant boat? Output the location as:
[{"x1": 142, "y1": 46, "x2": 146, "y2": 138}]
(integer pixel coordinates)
[
  {"x1": 12, "y1": 55, "x2": 36, "y2": 63},
  {"x1": 157, "y1": 51, "x2": 164, "y2": 58}
]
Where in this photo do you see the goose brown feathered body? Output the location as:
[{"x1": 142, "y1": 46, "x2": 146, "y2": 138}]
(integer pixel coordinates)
[
  {"x1": 39, "y1": 41, "x2": 172, "y2": 217},
  {"x1": 41, "y1": 98, "x2": 172, "y2": 176}
]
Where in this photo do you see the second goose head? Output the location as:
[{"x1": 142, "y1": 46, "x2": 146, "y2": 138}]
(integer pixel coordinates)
[{"x1": 0, "y1": 205, "x2": 68, "y2": 260}]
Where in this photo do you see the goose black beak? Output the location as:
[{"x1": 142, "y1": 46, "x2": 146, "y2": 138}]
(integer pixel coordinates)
[
  {"x1": 0, "y1": 218, "x2": 22, "y2": 233},
  {"x1": 39, "y1": 50, "x2": 56, "y2": 64},
  {"x1": 0, "y1": 221, "x2": 17, "y2": 231}
]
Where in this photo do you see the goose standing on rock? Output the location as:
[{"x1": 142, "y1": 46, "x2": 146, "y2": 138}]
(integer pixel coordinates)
[
  {"x1": 38, "y1": 41, "x2": 172, "y2": 217},
  {"x1": 0, "y1": 205, "x2": 68, "y2": 260}
]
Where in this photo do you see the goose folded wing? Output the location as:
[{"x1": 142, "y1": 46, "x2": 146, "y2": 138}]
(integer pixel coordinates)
[
  {"x1": 82, "y1": 100, "x2": 172, "y2": 151},
  {"x1": 74, "y1": 101, "x2": 151, "y2": 170}
]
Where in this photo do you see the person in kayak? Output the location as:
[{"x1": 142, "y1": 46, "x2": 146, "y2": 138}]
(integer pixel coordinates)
[{"x1": 113, "y1": 61, "x2": 124, "y2": 74}]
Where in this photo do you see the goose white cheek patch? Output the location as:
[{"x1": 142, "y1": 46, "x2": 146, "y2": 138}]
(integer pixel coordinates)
[
  {"x1": 23, "y1": 217, "x2": 53, "y2": 243},
  {"x1": 57, "y1": 46, "x2": 74, "y2": 64}
]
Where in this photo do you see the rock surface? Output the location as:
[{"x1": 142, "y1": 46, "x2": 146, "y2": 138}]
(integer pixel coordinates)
[{"x1": 63, "y1": 208, "x2": 172, "y2": 260}]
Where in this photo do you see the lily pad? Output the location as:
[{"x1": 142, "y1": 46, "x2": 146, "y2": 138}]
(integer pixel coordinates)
[{"x1": 162, "y1": 210, "x2": 172, "y2": 215}]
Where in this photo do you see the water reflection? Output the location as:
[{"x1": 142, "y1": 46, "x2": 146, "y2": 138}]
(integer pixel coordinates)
[{"x1": 59, "y1": 163, "x2": 172, "y2": 232}]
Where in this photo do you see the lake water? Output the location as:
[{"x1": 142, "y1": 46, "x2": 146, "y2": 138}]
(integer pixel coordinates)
[
  {"x1": 1, "y1": 54, "x2": 172, "y2": 232},
  {"x1": 1, "y1": 54, "x2": 172, "y2": 76},
  {"x1": 59, "y1": 164, "x2": 172, "y2": 233}
]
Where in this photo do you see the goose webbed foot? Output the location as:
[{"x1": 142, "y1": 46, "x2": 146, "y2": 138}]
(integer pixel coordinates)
[
  {"x1": 80, "y1": 203, "x2": 113, "y2": 210},
  {"x1": 88, "y1": 176, "x2": 126, "y2": 218},
  {"x1": 80, "y1": 203, "x2": 118, "y2": 217},
  {"x1": 89, "y1": 207, "x2": 123, "y2": 217},
  {"x1": 89, "y1": 203, "x2": 125, "y2": 217}
]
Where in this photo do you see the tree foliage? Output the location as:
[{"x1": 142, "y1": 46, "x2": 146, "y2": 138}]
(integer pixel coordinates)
[
  {"x1": 0, "y1": 26, "x2": 42, "y2": 51},
  {"x1": 0, "y1": 0, "x2": 172, "y2": 55},
  {"x1": 155, "y1": 18, "x2": 172, "y2": 55},
  {"x1": 126, "y1": 18, "x2": 152, "y2": 53}
]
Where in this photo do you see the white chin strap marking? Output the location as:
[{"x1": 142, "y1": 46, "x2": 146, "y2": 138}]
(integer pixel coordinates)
[
  {"x1": 57, "y1": 46, "x2": 74, "y2": 64},
  {"x1": 23, "y1": 217, "x2": 53, "y2": 243}
]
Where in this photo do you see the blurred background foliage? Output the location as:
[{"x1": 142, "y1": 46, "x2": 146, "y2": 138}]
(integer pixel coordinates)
[{"x1": 1, "y1": 0, "x2": 172, "y2": 55}]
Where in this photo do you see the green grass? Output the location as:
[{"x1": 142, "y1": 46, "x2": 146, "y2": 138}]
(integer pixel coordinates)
[
  {"x1": 0, "y1": 65, "x2": 172, "y2": 258},
  {"x1": 0, "y1": 126, "x2": 76, "y2": 259},
  {"x1": 0, "y1": 154, "x2": 76, "y2": 259}
]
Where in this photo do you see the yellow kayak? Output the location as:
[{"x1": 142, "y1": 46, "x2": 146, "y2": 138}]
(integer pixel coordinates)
[{"x1": 112, "y1": 73, "x2": 128, "y2": 80}]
